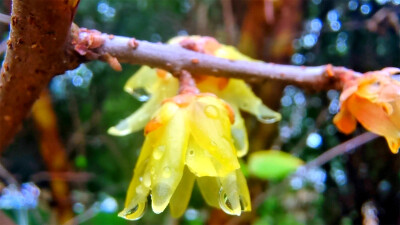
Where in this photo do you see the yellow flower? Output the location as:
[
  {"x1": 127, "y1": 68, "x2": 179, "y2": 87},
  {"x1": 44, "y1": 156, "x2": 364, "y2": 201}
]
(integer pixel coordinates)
[
  {"x1": 109, "y1": 36, "x2": 281, "y2": 157},
  {"x1": 109, "y1": 36, "x2": 281, "y2": 220},
  {"x1": 118, "y1": 93, "x2": 251, "y2": 220},
  {"x1": 334, "y1": 68, "x2": 400, "y2": 153}
]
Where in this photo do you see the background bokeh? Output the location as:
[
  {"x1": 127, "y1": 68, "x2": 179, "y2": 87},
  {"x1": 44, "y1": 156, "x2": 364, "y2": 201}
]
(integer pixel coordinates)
[{"x1": 2, "y1": 0, "x2": 400, "y2": 224}]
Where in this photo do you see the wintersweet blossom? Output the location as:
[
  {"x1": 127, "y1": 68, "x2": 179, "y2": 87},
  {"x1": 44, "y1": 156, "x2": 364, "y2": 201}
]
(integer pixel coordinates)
[
  {"x1": 118, "y1": 93, "x2": 251, "y2": 220},
  {"x1": 334, "y1": 68, "x2": 400, "y2": 153},
  {"x1": 109, "y1": 36, "x2": 281, "y2": 220},
  {"x1": 109, "y1": 36, "x2": 281, "y2": 156}
]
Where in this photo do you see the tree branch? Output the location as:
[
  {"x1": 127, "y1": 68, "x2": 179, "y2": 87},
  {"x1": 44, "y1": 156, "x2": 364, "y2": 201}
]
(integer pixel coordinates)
[
  {"x1": 93, "y1": 33, "x2": 361, "y2": 89},
  {"x1": 305, "y1": 132, "x2": 379, "y2": 168},
  {"x1": 0, "y1": 0, "x2": 81, "y2": 151},
  {"x1": 0, "y1": 21, "x2": 365, "y2": 152}
]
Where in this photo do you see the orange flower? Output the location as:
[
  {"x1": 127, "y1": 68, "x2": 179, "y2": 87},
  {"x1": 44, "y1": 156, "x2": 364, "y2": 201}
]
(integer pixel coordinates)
[{"x1": 334, "y1": 68, "x2": 400, "y2": 153}]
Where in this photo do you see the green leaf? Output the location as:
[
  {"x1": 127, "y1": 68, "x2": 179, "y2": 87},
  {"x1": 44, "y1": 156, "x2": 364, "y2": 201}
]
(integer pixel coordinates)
[{"x1": 248, "y1": 150, "x2": 304, "y2": 181}]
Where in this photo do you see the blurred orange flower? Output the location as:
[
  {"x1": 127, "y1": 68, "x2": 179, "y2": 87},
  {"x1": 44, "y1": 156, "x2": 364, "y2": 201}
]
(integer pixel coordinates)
[{"x1": 334, "y1": 68, "x2": 400, "y2": 153}]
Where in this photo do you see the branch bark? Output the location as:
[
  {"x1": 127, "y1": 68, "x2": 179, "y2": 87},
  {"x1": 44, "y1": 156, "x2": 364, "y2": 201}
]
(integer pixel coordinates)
[
  {"x1": 0, "y1": 0, "x2": 80, "y2": 150},
  {"x1": 95, "y1": 34, "x2": 361, "y2": 89}
]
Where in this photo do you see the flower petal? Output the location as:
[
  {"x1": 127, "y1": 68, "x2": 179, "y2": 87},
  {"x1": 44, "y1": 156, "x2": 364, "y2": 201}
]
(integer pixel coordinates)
[
  {"x1": 169, "y1": 167, "x2": 195, "y2": 218},
  {"x1": 197, "y1": 176, "x2": 220, "y2": 208},
  {"x1": 220, "y1": 79, "x2": 281, "y2": 123},
  {"x1": 188, "y1": 96, "x2": 240, "y2": 177},
  {"x1": 124, "y1": 66, "x2": 159, "y2": 95},
  {"x1": 347, "y1": 95, "x2": 400, "y2": 150},
  {"x1": 333, "y1": 101, "x2": 357, "y2": 134},
  {"x1": 385, "y1": 137, "x2": 400, "y2": 154},
  {"x1": 109, "y1": 75, "x2": 179, "y2": 136},
  {"x1": 149, "y1": 110, "x2": 189, "y2": 214},
  {"x1": 119, "y1": 137, "x2": 154, "y2": 220},
  {"x1": 230, "y1": 105, "x2": 249, "y2": 157}
]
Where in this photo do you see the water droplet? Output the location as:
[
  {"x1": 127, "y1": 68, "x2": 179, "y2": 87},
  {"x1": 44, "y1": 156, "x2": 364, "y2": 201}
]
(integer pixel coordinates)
[
  {"x1": 136, "y1": 185, "x2": 145, "y2": 194},
  {"x1": 118, "y1": 202, "x2": 146, "y2": 221},
  {"x1": 143, "y1": 175, "x2": 151, "y2": 188},
  {"x1": 204, "y1": 105, "x2": 219, "y2": 118},
  {"x1": 256, "y1": 105, "x2": 281, "y2": 124},
  {"x1": 239, "y1": 196, "x2": 248, "y2": 211},
  {"x1": 139, "y1": 177, "x2": 143, "y2": 182},
  {"x1": 162, "y1": 167, "x2": 171, "y2": 178},
  {"x1": 152, "y1": 146, "x2": 165, "y2": 160},
  {"x1": 131, "y1": 88, "x2": 150, "y2": 102},
  {"x1": 218, "y1": 188, "x2": 241, "y2": 216}
]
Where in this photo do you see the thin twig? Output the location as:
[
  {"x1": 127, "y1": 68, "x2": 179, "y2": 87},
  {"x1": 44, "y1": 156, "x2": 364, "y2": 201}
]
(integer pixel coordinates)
[
  {"x1": 305, "y1": 132, "x2": 378, "y2": 169},
  {"x1": 0, "y1": 13, "x2": 10, "y2": 24},
  {"x1": 0, "y1": 161, "x2": 17, "y2": 185}
]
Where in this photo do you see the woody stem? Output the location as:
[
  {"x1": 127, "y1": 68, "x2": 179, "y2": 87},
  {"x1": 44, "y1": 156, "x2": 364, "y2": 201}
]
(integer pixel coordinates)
[{"x1": 177, "y1": 70, "x2": 200, "y2": 95}]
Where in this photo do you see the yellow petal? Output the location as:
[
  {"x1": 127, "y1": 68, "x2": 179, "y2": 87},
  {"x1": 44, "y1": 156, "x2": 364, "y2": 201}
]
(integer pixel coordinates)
[
  {"x1": 188, "y1": 96, "x2": 240, "y2": 177},
  {"x1": 220, "y1": 169, "x2": 251, "y2": 214},
  {"x1": 197, "y1": 171, "x2": 251, "y2": 215},
  {"x1": 119, "y1": 137, "x2": 154, "y2": 220},
  {"x1": 197, "y1": 176, "x2": 220, "y2": 208},
  {"x1": 108, "y1": 95, "x2": 162, "y2": 136},
  {"x1": 220, "y1": 79, "x2": 281, "y2": 123},
  {"x1": 149, "y1": 110, "x2": 189, "y2": 214},
  {"x1": 169, "y1": 167, "x2": 195, "y2": 218},
  {"x1": 186, "y1": 136, "x2": 219, "y2": 177},
  {"x1": 235, "y1": 169, "x2": 251, "y2": 212},
  {"x1": 124, "y1": 66, "x2": 159, "y2": 96},
  {"x1": 230, "y1": 105, "x2": 249, "y2": 157},
  {"x1": 109, "y1": 75, "x2": 179, "y2": 136}
]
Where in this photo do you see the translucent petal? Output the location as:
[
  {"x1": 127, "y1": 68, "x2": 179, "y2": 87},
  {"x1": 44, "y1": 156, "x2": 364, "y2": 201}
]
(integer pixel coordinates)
[
  {"x1": 124, "y1": 66, "x2": 159, "y2": 95},
  {"x1": 149, "y1": 109, "x2": 189, "y2": 214},
  {"x1": 108, "y1": 95, "x2": 163, "y2": 136},
  {"x1": 219, "y1": 172, "x2": 241, "y2": 216},
  {"x1": 218, "y1": 169, "x2": 251, "y2": 215},
  {"x1": 230, "y1": 105, "x2": 249, "y2": 157},
  {"x1": 235, "y1": 169, "x2": 251, "y2": 212},
  {"x1": 220, "y1": 79, "x2": 281, "y2": 123},
  {"x1": 188, "y1": 96, "x2": 240, "y2": 177},
  {"x1": 109, "y1": 77, "x2": 179, "y2": 136},
  {"x1": 118, "y1": 201, "x2": 147, "y2": 221},
  {"x1": 169, "y1": 167, "x2": 195, "y2": 218},
  {"x1": 119, "y1": 137, "x2": 154, "y2": 220},
  {"x1": 197, "y1": 176, "x2": 220, "y2": 208}
]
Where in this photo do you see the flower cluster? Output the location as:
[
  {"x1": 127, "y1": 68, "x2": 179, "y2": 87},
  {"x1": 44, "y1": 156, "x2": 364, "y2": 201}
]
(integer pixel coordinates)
[
  {"x1": 334, "y1": 68, "x2": 400, "y2": 153},
  {"x1": 109, "y1": 36, "x2": 281, "y2": 220}
]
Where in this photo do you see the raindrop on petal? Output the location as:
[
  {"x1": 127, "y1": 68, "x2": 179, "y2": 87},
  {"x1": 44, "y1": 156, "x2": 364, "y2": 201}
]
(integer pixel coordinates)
[
  {"x1": 118, "y1": 202, "x2": 147, "y2": 221},
  {"x1": 131, "y1": 88, "x2": 151, "y2": 102},
  {"x1": 218, "y1": 188, "x2": 241, "y2": 216},
  {"x1": 162, "y1": 167, "x2": 171, "y2": 178},
  {"x1": 204, "y1": 105, "x2": 219, "y2": 118},
  {"x1": 152, "y1": 146, "x2": 165, "y2": 160}
]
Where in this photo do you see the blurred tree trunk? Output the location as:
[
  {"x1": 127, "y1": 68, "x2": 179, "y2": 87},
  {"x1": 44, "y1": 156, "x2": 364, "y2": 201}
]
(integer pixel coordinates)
[
  {"x1": 32, "y1": 90, "x2": 73, "y2": 224},
  {"x1": 238, "y1": 0, "x2": 303, "y2": 150}
]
